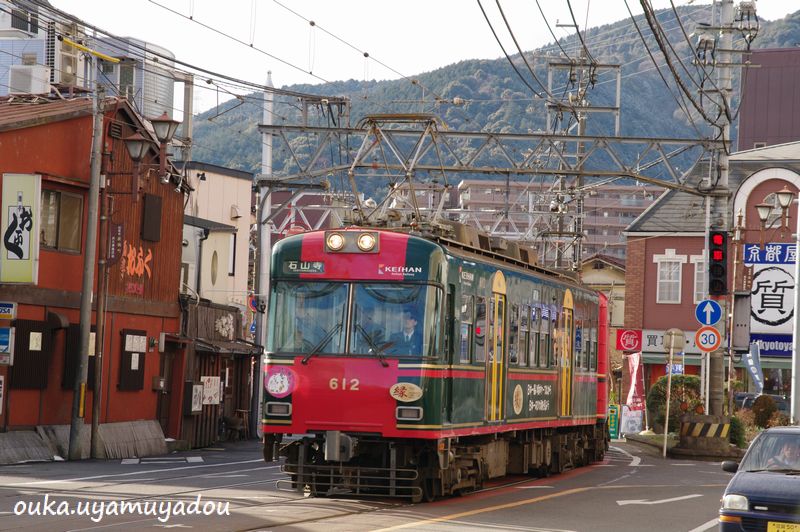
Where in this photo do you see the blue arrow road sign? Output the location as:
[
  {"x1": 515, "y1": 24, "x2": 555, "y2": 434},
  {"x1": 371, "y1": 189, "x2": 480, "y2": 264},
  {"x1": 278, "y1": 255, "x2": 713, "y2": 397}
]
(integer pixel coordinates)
[
  {"x1": 249, "y1": 321, "x2": 256, "y2": 334},
  {"x1": 695, "y1": 299, "x2": 722, "y2": 326}
]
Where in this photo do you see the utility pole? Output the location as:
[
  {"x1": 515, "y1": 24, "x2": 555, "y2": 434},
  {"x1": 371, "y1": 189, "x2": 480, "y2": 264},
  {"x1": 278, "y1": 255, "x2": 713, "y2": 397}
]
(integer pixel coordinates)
[
  {"x1": 91, "y1": 123, "x2": 108, "y2": 459},
  {"x1": 544, "y1": 50, "x2": 620, "y2": 270},
  {"x1": 69, "y1": 70, "x2": 103, "y2": 461},
  {"x1": 252, "y1": 72, "x2": 274, "y2": 439},
  {"x1": 703, "y1": 0, "x2": 735, "y2": 417}
]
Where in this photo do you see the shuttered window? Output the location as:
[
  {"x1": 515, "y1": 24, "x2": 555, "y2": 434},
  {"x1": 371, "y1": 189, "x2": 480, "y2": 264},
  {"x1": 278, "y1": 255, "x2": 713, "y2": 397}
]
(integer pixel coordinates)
[
  {"x1": 118, "y1": 329, "x2": 147, "y2": 391},
  {"x1": 9, "y1": 320, "x2": 50, "y2": 389}
]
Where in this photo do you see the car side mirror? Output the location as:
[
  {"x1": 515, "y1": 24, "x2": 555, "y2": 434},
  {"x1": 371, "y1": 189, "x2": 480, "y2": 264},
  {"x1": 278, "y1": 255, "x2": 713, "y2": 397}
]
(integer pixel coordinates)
[{"x1": 721, "y1": 461, "x2": 739, "y2": 473}]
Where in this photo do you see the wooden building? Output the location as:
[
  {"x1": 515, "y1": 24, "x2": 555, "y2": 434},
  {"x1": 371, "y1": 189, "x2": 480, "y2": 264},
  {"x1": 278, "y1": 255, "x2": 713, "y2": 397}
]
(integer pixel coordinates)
[{"x1": 0, "y1": 96, "x2": 189, "y2": 457}]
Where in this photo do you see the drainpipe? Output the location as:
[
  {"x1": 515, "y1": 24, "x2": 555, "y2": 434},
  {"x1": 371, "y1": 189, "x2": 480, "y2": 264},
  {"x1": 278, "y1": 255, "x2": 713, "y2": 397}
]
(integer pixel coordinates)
[{"x1": 196, "y1": 228, "x2": 210, "y2": 297}]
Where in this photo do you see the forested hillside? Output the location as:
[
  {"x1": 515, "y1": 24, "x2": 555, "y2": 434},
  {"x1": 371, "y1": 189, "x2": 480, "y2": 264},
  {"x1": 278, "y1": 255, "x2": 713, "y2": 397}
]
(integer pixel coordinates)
[{"x1": 191, "y1": 6, "x2": 800, "y2": 185}]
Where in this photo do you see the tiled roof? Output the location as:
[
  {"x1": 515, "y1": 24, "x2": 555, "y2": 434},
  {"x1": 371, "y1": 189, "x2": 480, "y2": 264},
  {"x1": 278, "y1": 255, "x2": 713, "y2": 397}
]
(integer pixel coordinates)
[
  {"x1": 0, "y1": 96, "x2": 93, "y2": 132},
  {"x1": 582, "y1": 253, "x2": 626, "y2": 271},
  {"x1": 627, "y1": 143, "x2": 800, "y2": 233}
]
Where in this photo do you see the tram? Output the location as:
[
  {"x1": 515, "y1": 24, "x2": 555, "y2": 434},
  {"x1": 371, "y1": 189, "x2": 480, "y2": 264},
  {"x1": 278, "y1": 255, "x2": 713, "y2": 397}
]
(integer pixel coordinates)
[{"x1": 262, "y1": 222, "x2": 609, "y2": 501}]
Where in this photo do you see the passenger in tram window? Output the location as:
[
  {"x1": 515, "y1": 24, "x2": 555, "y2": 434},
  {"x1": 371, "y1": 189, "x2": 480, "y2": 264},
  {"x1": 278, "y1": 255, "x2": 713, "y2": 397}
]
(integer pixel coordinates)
[{"x1": 388, "y1": 308, "x2": 422, "y2": 355}]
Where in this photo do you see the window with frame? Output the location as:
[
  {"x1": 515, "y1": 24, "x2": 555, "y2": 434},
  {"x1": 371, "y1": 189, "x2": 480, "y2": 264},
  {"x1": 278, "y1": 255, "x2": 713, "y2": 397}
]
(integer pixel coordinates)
[
  {"x1": 11, "y1": 7, "x2": 37, "y2": 32},
  {"x1": 119, "y1": 61, "x2": 135, "y2": 100},
  {"x1": 459, "y1": 294, "x2": 473, "y2": 363},
  {"x1": 692, "y1": 256, "x2": 707, "y2": 303},
  {"x1": 508, "y1": 303, "x2": 519, "y2": 365},
  {"x1": 474, "y1": 296, "x2": 486, "y2": 363},
  {"x1": 529, "y1": 304, "x2": 539, "y2": 367},
  {"x1": 519, "y1": 304, "x2": 529, "y2": 367},
  {"x1": 40, "y1": 189, "x2": 82, "y2": 252},
  {"x1": 119, "y1": 329, "x2": 147, "y2": 391},
  {"x1": 657, "y1": 260, "x2": 682, "y2": 303},
  {"x1": 539, "y1": 305, "x2": 551, "y2": 368},
  {"x1": 228, "y1": 232, "x2": 236, "y2": 275}
]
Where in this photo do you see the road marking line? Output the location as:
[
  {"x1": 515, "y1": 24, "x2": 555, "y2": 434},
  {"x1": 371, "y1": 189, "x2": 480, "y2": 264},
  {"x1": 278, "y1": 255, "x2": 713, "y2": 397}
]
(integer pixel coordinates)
[
  {"x1": 4, "y1": 458, "x2": 269, "y2": 486},
  {"x1": 617, "y1": 494, "x2": 703, "y2": 506},
  {"x1": 688, "y1": 517, "x2": 719, "y2": 532},
  {"x1": 609, "y1": 445, "x2": 641, "y2": 467},
  {"x1": 515, "y1": 486, "x2": 555, "y2": 489},
  {"x1": 121, "y1": 458, "x2": 140, "y2": 465},
  {"x1": 186, "y1": 457, "x2": 204, "y2": 463},
  {"x1": 371, "y1": 487, "x2": 590, "y2": 531}
]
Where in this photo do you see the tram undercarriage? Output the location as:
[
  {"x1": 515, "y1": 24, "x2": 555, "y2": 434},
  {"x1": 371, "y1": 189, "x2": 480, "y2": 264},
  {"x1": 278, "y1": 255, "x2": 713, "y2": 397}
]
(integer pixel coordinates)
[{"x1": 265, "y1": 422, "x2": 608, "y2": 503}]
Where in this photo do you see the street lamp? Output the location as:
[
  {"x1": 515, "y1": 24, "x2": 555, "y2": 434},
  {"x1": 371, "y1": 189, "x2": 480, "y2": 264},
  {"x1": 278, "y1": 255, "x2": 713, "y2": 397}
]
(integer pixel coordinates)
[
  {"x1": 150, "y1": 112, "x2": 181, "y2": 183},
  {"x1": 755, "y1": 186, "x2": 794, "y2": 246},
  {"x1": 123, "y1": 113, "x2": 182, "y2": 200},
  {"x1": 123, "y1": 131, "x2": 153, "y2": 200}
]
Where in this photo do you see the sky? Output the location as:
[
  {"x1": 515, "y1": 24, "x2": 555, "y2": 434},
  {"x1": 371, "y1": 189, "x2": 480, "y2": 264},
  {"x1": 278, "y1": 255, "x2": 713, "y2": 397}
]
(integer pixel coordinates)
[{"x1": 47, "y1": 0, "x2": 797, "y2": 115}]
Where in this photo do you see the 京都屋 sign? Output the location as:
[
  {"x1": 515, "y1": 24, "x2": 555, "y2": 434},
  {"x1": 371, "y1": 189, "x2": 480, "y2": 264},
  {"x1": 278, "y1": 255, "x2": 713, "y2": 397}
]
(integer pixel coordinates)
[{"x1": 744, "y1": 243, "x2": 796, "y2": 336}]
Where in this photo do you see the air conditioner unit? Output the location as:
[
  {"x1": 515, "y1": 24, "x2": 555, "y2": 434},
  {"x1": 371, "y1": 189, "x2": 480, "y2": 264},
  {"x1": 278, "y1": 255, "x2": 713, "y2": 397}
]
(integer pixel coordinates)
[
  {"x1": 45, "y1": 21, "x2": 87, "y2": 88},
  {"x1": 9, "y1": 64, "x2": 51, "y2": 95}
]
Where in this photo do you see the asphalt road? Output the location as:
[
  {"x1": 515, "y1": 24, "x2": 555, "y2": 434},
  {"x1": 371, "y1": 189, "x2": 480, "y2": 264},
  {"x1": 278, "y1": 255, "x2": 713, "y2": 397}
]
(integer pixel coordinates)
[{"x1": 0, "y1": 438, "x2": 730, "y2": 531}]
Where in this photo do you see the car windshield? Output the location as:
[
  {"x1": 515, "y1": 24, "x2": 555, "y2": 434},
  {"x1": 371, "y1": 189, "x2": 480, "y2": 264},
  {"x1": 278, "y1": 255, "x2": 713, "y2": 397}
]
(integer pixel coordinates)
[{"x1": 739, "y1": 432, "x2": 800, "y2": 472}]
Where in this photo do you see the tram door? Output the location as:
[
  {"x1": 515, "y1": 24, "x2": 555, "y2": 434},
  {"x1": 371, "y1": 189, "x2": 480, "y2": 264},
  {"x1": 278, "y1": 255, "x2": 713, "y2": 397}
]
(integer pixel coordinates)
[
  {"x1": 559, "y1": 289, "x2": 575, "y2": 416},
  {"x1": 485, "y1": 272, "x2": 507, "y2": 422}
]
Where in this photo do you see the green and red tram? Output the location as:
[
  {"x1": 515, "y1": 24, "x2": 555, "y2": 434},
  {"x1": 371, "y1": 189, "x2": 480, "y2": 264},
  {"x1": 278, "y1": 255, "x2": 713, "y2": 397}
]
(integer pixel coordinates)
[{"x1": 262, "y1": 226, "x2": 609, "y2": 501}]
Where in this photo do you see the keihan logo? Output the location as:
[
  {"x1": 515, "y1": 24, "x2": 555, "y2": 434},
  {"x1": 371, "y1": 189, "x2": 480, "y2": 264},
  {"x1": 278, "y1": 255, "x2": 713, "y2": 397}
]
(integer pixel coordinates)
[{"x1": 378, "y1": 264, "x2": 423, "y2": 275}]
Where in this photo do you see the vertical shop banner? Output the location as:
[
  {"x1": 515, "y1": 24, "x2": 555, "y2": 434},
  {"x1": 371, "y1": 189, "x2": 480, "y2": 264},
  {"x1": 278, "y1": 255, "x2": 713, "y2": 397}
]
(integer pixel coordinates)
[
  {"x1": 742, "y1": 342, "x2": 764, "y2": 394},
  {"x1": 626, "y1": 351, "x2": 645, "y2": 411},
  {"x1": 1, "y1": 174, "x2": 40, "y2": 283}
]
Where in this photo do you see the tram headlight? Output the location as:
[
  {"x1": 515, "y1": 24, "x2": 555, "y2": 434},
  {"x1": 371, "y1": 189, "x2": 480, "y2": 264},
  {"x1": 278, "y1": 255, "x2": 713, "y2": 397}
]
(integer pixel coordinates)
[
  {"x1": 357, "y1": 232, "x2": 376, "y2": 251},
  {"x1": 326, "y1": 232, "x2": 345, "y2": 251}
]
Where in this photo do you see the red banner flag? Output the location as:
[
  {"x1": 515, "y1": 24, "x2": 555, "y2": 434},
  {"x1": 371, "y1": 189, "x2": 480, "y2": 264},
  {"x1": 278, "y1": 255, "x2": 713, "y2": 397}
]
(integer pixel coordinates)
[{"x1": 626, "y1": 351, "x2": 645, "y2": 411}]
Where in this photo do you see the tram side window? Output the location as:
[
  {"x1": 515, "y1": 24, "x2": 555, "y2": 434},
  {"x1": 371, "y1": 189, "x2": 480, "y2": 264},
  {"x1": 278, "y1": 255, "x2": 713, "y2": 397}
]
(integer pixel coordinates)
[
  {"x1": 530, "y1": 304, "x2": 539, "y2": 367},
  {"x1": 539, "y1": 305, "x2": 550, "y2": 368},
  {"x1": 509, "y1": 304, "x2": 519, "y2": 365},
  {"x1": 549, "y1": 308, "x2": 559, "y2": 368},
  {"x1": 584, "y1": 322, "x2": 591, "y2": 370},
  {"x1": 487, "y1": 297, "x2": 496, "y2": 362},
  {"x1": 519, "y1": 304, "x2": 529, "y2": 367},
  {"x1": 474, "y1": 296, "x2": 487, "y2": 363},
  {"x1": 590, "y1": 325, "x2": 598, "y2": 371},
  {"x1": 460, "y1": 295, "x2": 474, "y2": 363}
]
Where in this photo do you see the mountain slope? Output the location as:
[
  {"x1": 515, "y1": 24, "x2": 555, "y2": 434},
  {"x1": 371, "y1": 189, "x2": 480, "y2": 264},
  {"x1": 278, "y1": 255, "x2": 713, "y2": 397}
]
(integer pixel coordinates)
[{"x1": 191, "y1": 7, "x2": 800, "y2": 185}]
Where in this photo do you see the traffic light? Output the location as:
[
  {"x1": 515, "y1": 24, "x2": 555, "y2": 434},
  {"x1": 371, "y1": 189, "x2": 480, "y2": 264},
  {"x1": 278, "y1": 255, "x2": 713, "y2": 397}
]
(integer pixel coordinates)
[{"x1": 708, "y1": 230, "x2": 728, "y2": 296}]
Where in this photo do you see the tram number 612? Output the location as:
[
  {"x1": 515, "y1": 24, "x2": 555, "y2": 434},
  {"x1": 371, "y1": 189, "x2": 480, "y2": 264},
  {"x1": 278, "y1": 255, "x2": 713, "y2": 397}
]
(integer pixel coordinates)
[{"x1": 329, "y1": 378, "x2": 360, "y2": 391}]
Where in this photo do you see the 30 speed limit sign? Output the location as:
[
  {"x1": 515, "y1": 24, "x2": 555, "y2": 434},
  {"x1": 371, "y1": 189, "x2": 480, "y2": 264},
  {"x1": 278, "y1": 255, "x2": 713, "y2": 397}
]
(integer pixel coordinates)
[{"x1": 695, "y1": 326, "x2": 721, "y2": 352}]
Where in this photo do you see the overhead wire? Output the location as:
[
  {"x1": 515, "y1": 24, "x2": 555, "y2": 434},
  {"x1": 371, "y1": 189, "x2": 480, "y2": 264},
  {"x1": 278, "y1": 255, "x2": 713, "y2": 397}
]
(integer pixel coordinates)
[
  {"x1": 534, "y1": 0, "x2": 571, "y2": 60},
  {"x1": 476, "y1": 0, "x2": 545, "y2": 99},
  {"x1": 493, "y1": 0, "x2": 568, "y2": 111},
  {"x1": 622, "y1": 0, "x2": 704, "y2": 138}
]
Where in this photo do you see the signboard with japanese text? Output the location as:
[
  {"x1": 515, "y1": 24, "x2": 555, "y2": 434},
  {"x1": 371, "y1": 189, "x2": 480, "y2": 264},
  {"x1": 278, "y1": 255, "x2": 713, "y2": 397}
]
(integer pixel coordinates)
[
  {"x1": 744, "y1": 243, "x2": 795, "y2": 335},
  {"x1": 743, "y1": 242, "x2": 796, "y2": 357},
  {"x1": 107, "y1": 223, "x2": 124, "y2": 265},
  {"x1": 201, "y1": 376, "x2": 220, "y2": 405},
  {"x1": 1, "y1": 174, "x2": 40, "y2": 283},
  {"x1": 616, "y1": 329, "x2": 642, "y2": 352}
]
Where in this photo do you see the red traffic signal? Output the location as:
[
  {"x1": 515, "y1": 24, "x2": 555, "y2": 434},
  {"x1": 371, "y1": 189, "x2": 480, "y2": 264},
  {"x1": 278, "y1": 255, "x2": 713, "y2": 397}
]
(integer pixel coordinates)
[{"x1": 708, "y1": 230, "x2": 727, "y2": 295}]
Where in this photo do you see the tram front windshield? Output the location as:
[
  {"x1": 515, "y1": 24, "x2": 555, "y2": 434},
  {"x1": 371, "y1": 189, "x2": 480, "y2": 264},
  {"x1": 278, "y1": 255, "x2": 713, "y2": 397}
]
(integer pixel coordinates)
[{"x1": 269, "y1": 281, "x2": 441, "y2": 358}]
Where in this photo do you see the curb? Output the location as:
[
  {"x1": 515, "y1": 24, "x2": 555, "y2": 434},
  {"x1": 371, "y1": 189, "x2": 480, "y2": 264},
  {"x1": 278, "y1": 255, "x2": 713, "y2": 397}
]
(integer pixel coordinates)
[{"x1": 624, "y1": 433, "x2": 745, "y2": 461}]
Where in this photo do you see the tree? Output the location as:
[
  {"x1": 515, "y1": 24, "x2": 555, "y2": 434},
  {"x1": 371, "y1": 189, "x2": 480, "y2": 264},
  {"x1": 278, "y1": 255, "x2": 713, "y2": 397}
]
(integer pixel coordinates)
[{"x1": 646, "y1": 375, "x2": 702, "y2": 434}]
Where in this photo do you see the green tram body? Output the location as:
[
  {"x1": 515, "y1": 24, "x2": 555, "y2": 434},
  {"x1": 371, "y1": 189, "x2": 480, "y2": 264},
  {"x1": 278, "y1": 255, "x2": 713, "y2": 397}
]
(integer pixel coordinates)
[{"x1": 262, "y1": 228, "x2": 609, "y2": 501}]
